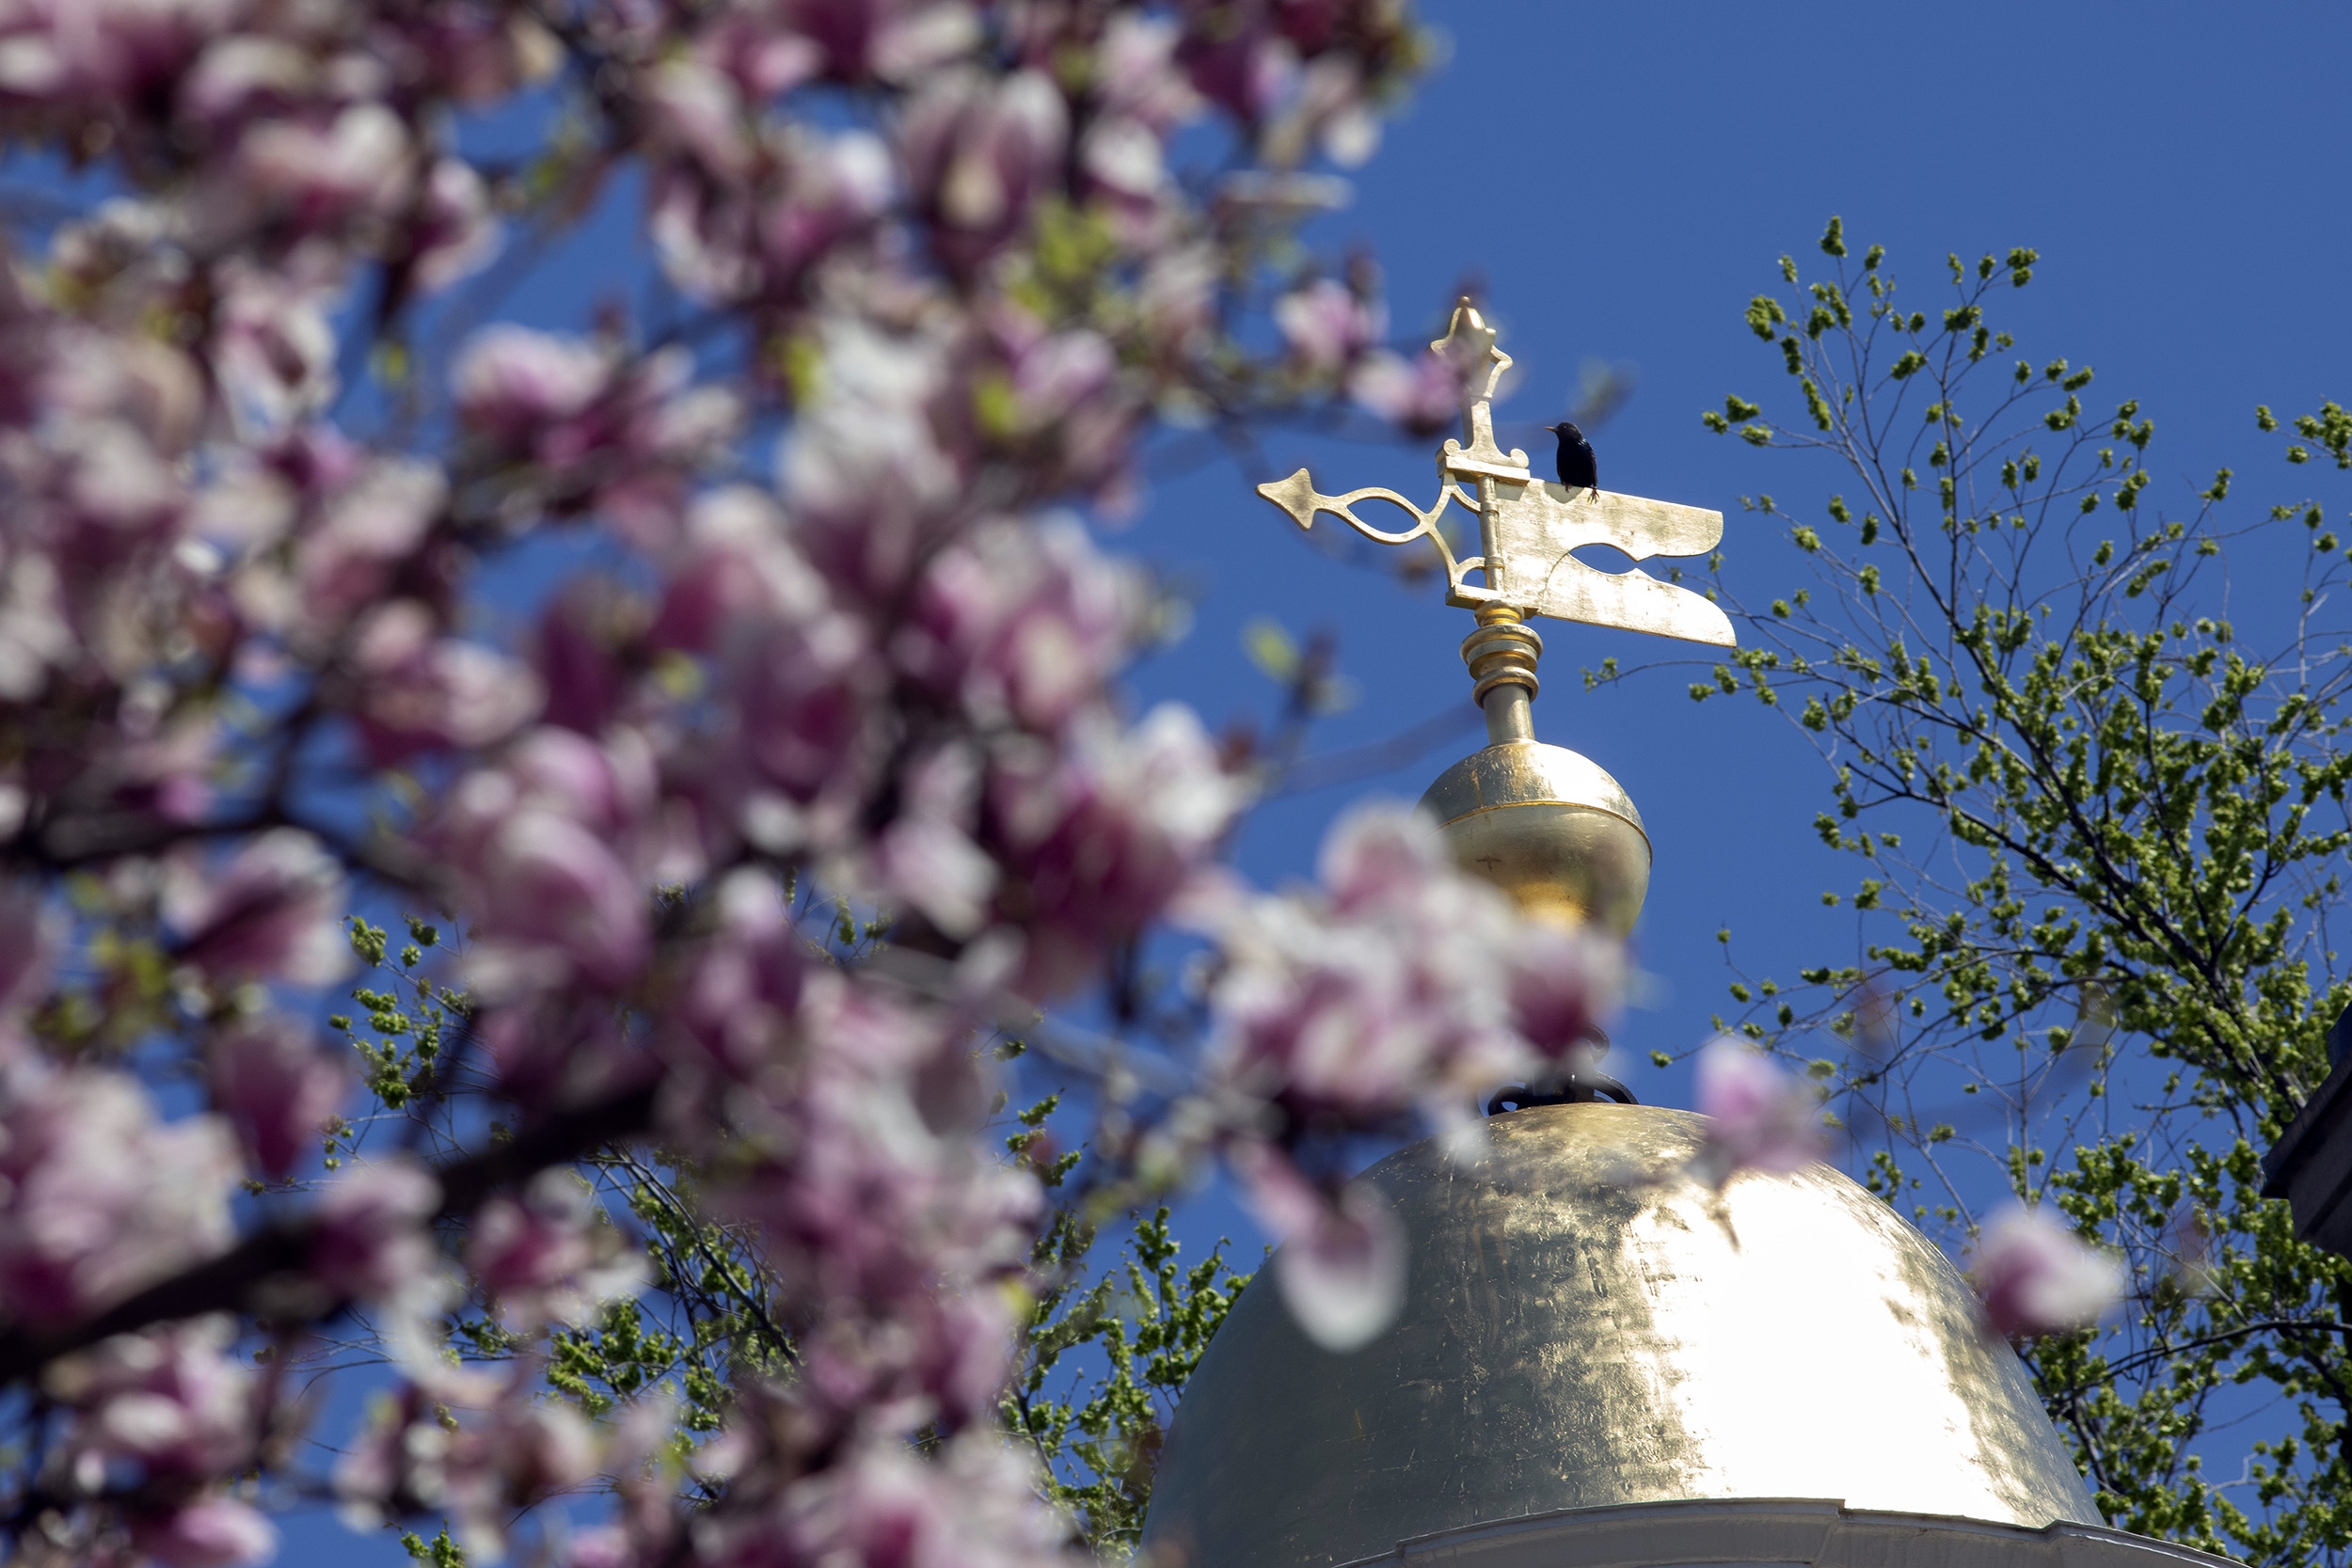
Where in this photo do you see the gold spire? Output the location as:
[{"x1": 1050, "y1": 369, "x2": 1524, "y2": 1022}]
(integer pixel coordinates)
[{"x1": 1254, "y1": 299, "x2": 1733, "y2": 934}]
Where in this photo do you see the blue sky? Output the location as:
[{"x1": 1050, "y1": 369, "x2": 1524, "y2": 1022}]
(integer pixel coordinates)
[
  {"x1": 280, "y1": 1, "x2": 2352, "y2": 1558},
  {"x1": 1136, "y1": 0, "x2": 2352, "y2": 1103}
]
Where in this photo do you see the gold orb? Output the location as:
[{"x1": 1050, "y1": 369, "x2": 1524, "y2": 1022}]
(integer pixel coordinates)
[{"x1": 1418, "y1": 740, "x2": 1650, "y2": 936}]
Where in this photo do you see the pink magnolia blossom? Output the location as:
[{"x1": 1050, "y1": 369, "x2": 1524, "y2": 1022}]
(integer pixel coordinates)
[
  {"x1": 988, "y1": 705, "x2": 1249, "y2": 996},
  {"x1": 467, "y1": 808, "x2": 652, "y2": 995},
  {"x1": 1688, "y1": 1037, "x2": 1826, "y2": 1187},
  {"x1": 897, "y1": 515, "x2": 1144, "y2": 734},
  {"x1": 1968, "y1": 1204, "x2": 2127, "y2": 1339},
  {"x1": 454, "y1": 325, "x2": 615, "y2": 453},
  {"x1": 310, "y1": 1161, "x2": 441, "y2": 1305},
  {"x1": 1178, "y1": 13, "x2": 1298, "y2": 120},
  {"x1": 128, "y1": 1497, "x2": 278, "y2": 1568},
  {"x1": 0, "y1": 1068, "x2": 239, "y2": 1322},
  {"x1": 777, "y1": 314, "x2": 964, "y2": 600},
  {"x1": 669, "y1": 868, "x2": 811, "y2": 1082},
  {"x1": 211, "y1": 261, "x2": 340, "y2": 435},
  {"x1": 734, "y1": 602, "x2": 873, "y2": 792},
  {"x1": 207, "y1": 1013, "x2": 350, "y2": 1180},
  {"x1": 232, "y1": 103, "x2": 415, "y2": 234},
  {"x1": 1095, "y1": 12, "x2": 1205, "y2": 133},
  {"x1": 410, "y1": 157, "x2": 500, "y2": 293},
  {"x1": 1503, "y1": 922, "x2": 1624, "y2": 1062},
  {"x1": 290, "y1": 457, "x2": 447, "y2": 639},
  {"x1": 338, "y1": 1359, "x2": 599, "y2": 1557},
  {"x1": 532, "y1": 577, "x2": 641, "y2": 736},
  {"x1": 50, "y1": 1318, "x2": 256, "y2": 1484},
  {"x1": 1239, "y1": 1145, "x2": 1407, "y2": 1354},
  {"x1": 468, "y1": 1169, "x2": 647, "y2": 1332},
  {"x1": 1277, "y1": 277, "x2": 1384, "y2": 373},
  {"x1": 0, "y1": 881, "x2": 55, "y2": 1012},
  {"x1": 647, "y1": 485, "x2": 826, "y2": 654},
  {"x1": 874, "y1": 808, "x2": 998, "y2": 940},
  {"x1": 1350, "y1": 345, "x2": 1471, "y2": 436},
  {"x1": 668, "y1": 0, "x2": 978, "y2": 108},
  {"x1": 0, "y1": 0, "x2": 240, "y2": 105},
  {"x1": 767, "y1": 132, "x2": 897, "y2": 276},
  {"x1": 1200, "y1": 803, "x2": 1527, "y2": 1122},
  {"x1": 901, "y1": 67, "x2": 1068, "y2": 268},
  {"x1": 745, "y1": 1433, "x2": 1074, "y2": 1568},
  {"x1": 347, "y1": 601, "x2": 545, "y2": 765}
]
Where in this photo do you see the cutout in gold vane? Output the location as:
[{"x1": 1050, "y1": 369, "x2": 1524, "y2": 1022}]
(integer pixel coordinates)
[{"x1": 1255, "y1": 299, "x2": 1737, "y2": 942}]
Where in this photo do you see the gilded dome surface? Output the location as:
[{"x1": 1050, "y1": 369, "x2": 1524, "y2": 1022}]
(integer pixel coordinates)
[{"x1": 1140, "y1": 1104, "x2": 2103, "y2": 1568}]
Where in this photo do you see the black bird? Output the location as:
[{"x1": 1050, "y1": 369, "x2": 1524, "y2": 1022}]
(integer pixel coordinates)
[{"x1": 1548, "y1": 420, "x2": 1597, "y2": 493}]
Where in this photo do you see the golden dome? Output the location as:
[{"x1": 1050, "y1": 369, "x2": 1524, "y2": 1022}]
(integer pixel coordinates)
[
  {"x1": 1140, "y1": 1104, "x2": 2103, "y2": 1568},
  {"x1": 1418, "y1": 741, "x2": 1651, "y2": 937}
]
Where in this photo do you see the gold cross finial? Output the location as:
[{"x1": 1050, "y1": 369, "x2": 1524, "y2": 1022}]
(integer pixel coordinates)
[
  {"x1": 1432, "y1": 300, "x2": 1514, "y2": 468},
  {"x1": 1257, "y1": 297, "x2": 1734, "y2": 652}
]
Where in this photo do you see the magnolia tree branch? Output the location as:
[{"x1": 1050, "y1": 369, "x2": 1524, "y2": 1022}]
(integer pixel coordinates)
[{"x1": 0, "y1": 1080, "x2": 660, "y2": 1388}]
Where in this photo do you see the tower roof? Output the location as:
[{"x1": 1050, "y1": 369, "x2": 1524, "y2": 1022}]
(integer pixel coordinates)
[{"x1": 1141, "y1": 1104, "x2": 2104, "y2": 1568}]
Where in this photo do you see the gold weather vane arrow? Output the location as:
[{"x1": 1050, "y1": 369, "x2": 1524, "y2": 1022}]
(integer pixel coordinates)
[{"x1": 1257, "y1": 299, "x2": 1735, "y2": 650}]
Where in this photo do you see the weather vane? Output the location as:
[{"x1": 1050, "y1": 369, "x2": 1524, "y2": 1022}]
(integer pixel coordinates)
[{"x1": 1257, "y1": 298, "x2": 1733, "y2": 741}]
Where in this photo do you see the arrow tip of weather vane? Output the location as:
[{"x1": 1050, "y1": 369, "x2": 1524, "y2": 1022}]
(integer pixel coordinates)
[{"x1": 1257, "y1": 468, "x2": 1320, "y2": 530}]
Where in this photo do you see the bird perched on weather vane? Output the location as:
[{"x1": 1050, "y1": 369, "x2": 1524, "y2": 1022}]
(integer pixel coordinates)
[{"x1": 1546, "y1": 420, "x2": 1597, "y2": 495}]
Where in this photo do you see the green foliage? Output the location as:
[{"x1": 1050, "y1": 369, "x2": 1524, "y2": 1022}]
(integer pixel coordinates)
[
  {"x1": 400, "y1": 1526, "x2": 468, "y2": 1568},
  {"x1": 329, "y1": 916, "x2": 468, "y2": 1135},
  {"x1": 1696, "y1": 229, "x2": 2352, "y2": 1566},
  {"x1": 1006, "y1": 1204, "x2": 1251, "y2": 1557}
]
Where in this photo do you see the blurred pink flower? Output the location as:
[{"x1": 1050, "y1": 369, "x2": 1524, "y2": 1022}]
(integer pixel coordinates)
[
  {"x1": 207, "y1": 1013, "x2": 349, "y2": 1180},
  {"x1": 1178, "y1": 14, "x2": 1297, "y2": 120},
  {"x1": 1504, "y1": 922, "x2": 1624, "y2": 1061},
  {"x1": 469, "y1": 808, "x2": 652, "y2": 993},
  {"x1": 162, "y1": 828, "x2": 348, "y2": 987},
  {"x1": 292, "y1": 457, "x2": 446, "y2": 638},
  {"x1": 211, "y1": 262, "x2": 339, "y2": 435},
  {"x1": 897, "y1": 515, "x2": 1143, "y2": 734},
  {"x1": 52, "y1": 1319, "x2": 255, "y2": 1483},
  {"x1": 1240, "y1": 1147, "x2": 1406, "y2": 1354},
  {"x1": 337, "y1": 1360, "x2": 601, "y2": 1557},
  {"x1": 670, "y1": 868, "x2": 811, "y2": 1082},
  {"x1": 411, "y1": 158, "x2": 500, "y2": 293},
  {"x1": 901, "y1": 67, "x2": 1067, "y2": 267},
  {"x1": 759, "y1": 129, "x2": 896, "y2": 288},
  {"x1": 775, "y1": 0, "x2": 983, "y2": 87},
  {"x1": 348, "y1": 606, "x2": 545, "y2": 766},
  {"x1": 0, "y1": 1068, "x2": 239, "y2": 1322},
  {"x1": 453, "y1": 325, "x2": 615, "y2": 456},
  {"x1": 751, "y1": 1433, "x2": 1070, "y2": 1568},
  {"x1": 1097, "y1": 13, "x2": 1203, "y2": 133},
  {"x1": 310, "y1": 1161, "x2": 441, "y2": 1305},
  {"x1": 1969, "y1": 1204, "x2": 2127, "y2": 1339},
  {"x1": 0, "y1": 882, "x2": 55, "y2": 1014},
  {"x1": 1277, "y1": 277, "x2": 1383, "y2": 373},
  {"x1": 1201, "y1": 803, "x2": 1527, "y2": 1123},
  {"x1": 468, "y1": 1169, "x2": 646, "y2": 1332},
  {"x1": 989, "y1": 705, "x2": 1248, "y2": 996},
  {"x1": 1350, "y1": 346, "x2": 1470, "y2": 436},
  {"x1": 128, "y1": 1496, "x2": 278, "y2": 1568},
  {"x1": 234, "y1": 103, "x2": 414, "y2": 233},
  {"x1": 1689, "y1": 1037, "x2": 1825, "y2": 1187}
]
